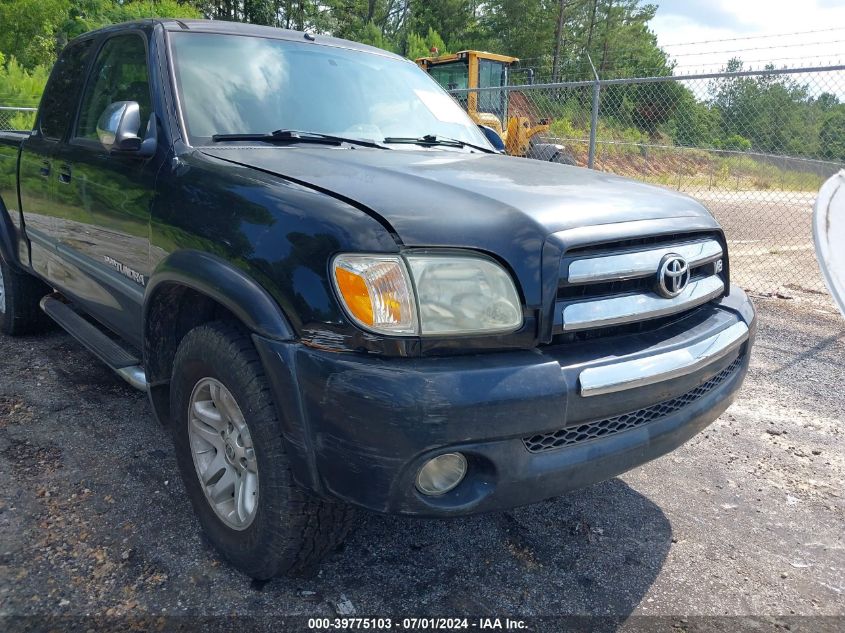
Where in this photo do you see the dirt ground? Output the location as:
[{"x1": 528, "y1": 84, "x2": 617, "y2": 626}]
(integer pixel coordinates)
[{"x1": 0, "y1": 296, "x2": 843, "y2": 630}]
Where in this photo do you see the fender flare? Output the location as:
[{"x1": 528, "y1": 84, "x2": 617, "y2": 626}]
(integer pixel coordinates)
[
  {"x1": 143, "y1": 249, "x2": 295, "y2": 342},
  {"x1": 142, "y1": 251, "x2": 320, "y2": 490}
]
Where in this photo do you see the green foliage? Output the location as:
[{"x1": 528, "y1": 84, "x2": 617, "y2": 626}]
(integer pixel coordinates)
[
  {"x1": 407, "y1": 0, "x2": 479, "y2": 51},
  {"x1": 819, "y1": 109, "x2": 845, "y2": 161},
  {"x1": 718, "y1": 134, "x2": 752, "y2": 152},
  {"x1": 0, "y1": 1, "x2": 201, "y2": 71},
  {"x1": 705, "y1": 59, "x2": 833, "y2": 158},
  {"x1": 406, "y1": 28, "x2": 448, "y2": 61},
  {"x1": 356, "y1": 21, "x2": 396, "y2": 53},
  {"x1": 666, "y1": 90, "x2": 718, "y2": 148},
  {"x1": 59, "y1": 1, "x2": 202, "y2": 47},
  {"x1": 478, "y1": 0, "x2": 556, "y2": 61},
  {"x1": 0, "y1": 53, "x2": 51, "y2": 108},
  {"x1": 0, "y1": 0, "x2": 67, "y2": 69}
]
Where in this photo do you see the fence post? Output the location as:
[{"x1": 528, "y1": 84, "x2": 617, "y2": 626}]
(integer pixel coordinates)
[
  {"x1": 587, "y1": 55, "x2": 600, "y2": 169},
  {"x1": 588, "y1": 81, "x2": 600, "y2": 169}
]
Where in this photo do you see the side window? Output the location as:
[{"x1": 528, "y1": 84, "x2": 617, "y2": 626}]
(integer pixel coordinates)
[
  {"x1": 39, "y1": 39, "x2": 95, "y2": 139},
  {"x1": 76, "y1": 34, "x2": 151, "y2": 141}
]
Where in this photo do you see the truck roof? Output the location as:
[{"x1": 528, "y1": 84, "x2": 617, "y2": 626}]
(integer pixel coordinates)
[{"x1": 69, "y1": 18, "x2": 404, "y2": 61}]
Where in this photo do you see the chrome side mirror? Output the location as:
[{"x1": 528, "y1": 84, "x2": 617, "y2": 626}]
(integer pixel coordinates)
[
  {"x1": 96, "y1": 101, "x2": 157, "y2": 157},
  {"x1": 97, "y1": 101, "x2": 142, "y2": 150}
]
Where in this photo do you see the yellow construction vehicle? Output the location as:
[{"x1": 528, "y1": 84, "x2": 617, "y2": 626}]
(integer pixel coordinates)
[{"x1": 416, "y1": 50, "x2": 574, "y2": 163}]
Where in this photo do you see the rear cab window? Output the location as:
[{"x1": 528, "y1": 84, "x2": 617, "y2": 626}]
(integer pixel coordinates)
[{"x1": 39, "y1": 38, "x2": 95, "y2": 140}]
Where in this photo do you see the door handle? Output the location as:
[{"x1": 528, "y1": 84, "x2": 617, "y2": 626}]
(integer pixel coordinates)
[
  {"x1": 58, "y1": 163, "x2": 72, "y2": 184},
  {"x1": 39, "y1": 160, "x2": 50, "y2": 177}
]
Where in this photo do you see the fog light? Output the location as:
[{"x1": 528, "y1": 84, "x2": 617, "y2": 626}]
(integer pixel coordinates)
[{"x1": 416, "y1": 453, "x2": 467, "y2": 496}]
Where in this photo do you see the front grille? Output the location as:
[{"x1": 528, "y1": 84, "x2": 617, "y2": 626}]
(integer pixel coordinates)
[
  {"x1": 550, "y1": 309, "x2": 704, "y2": 345},
  {"x1": 557, "y1": 267, "x2": 717, "y2": 301},
  {"x1": 523, "y1": 355, "x2": 744, "y2": 453},
  {"x1": 553, "y1": 232, "x2": 727, "y2": 335}
]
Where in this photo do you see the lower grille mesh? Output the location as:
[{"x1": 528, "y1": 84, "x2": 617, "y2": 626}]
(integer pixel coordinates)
[{"x1": 523, "y1": 355, "x2": 744, "y2": 453}]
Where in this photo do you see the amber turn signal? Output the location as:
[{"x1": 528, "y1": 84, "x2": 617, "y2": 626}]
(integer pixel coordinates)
[{"x1": 332, "y1": 255, "x2": 417, "y2": 335}]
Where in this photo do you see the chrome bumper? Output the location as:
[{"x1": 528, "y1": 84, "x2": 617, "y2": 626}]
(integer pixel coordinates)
[{"x1": 578, "y1": 320, "x2": 749, "y2": 397}]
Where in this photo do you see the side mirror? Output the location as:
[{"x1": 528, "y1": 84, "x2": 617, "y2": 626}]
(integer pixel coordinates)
[
  {"x1": 96, "y1": 101, "x2": 157, "y2": 157},
  {"x1": 478, "y1": 125, "x2": 505, "y2": 153},
  {"x1": 97, "y1": 101, "x2": 142, "y2": 150}
]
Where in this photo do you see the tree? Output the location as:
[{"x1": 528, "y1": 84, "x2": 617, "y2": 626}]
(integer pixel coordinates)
[
  {"x1": 61, "y1": 1, "x2": 201, "y2": 39},
  {"x1": 480, "y1": 0, "x2": 556, "y2": 61},
  {"x1": 0, "y1": 52, "x2": 51, "y2": 108},
  {"x1": 0, "y1": 0, "x2": 67, "y2": 69},
  {"x1": 819, "y1": 109, "x2": 845, "y2": 161},
  {"x1": 551, "y1": 0, "x2": 568, "y2": 82},
  {"x1": 405, "y1": 27, "x2": 448, "y2": 61},
  {"x1": 407, "y1": 0, "x2": 477, "y2": 50},
  {"x1": 711, "y1": 60, "x2": 819, "y2": 156}
]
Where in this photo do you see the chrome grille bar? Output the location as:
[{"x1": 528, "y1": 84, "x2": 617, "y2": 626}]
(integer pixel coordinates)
[
  {"x1": 559, "y1": 275, "x2": 725, "y2": 331},
  {"x1": 567, "y1": 239, "x2": 722, "y2": 285}
]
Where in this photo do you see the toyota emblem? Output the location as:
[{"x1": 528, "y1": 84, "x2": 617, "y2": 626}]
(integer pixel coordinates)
[{"x1": 657, "y1": 253, "x2": 690, "y2": 298}]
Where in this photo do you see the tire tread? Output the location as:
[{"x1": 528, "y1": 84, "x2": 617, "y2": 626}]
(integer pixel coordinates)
[{"x1": 171, "y1": 320, "x2": 355, "y2": 578}]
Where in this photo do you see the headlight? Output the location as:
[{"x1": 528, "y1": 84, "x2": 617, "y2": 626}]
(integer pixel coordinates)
[
  {"x1": 406, "y1": 254, "x2": 522, "y2": 335},
  {"x1": 332, "y1": 253, "x2": 522, "y2": 336}
]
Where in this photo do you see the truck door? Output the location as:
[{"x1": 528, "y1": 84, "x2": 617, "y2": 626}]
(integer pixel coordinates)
[
  {"x1": 50, "y1": 31, "x2": 159, "y2": 346},
  {"x1": 19, "y1": 38, "x2": 95, "y2": 279}
]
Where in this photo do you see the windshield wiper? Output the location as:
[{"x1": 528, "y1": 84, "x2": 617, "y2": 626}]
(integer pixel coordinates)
[
  {"x1": 383, "y1": 134, "x2": 496, "y2": 154},
  {"x1": 211, "y1": 129, "x2": 388, "y2": 149}
]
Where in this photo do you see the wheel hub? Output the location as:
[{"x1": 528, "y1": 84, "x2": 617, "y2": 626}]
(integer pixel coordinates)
[{"x1": 187, "y1": 378, "x2": 259, "y2": 530}]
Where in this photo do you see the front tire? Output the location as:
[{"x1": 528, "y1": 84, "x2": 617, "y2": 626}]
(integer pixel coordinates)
[
  {"x1": 170, "y1": 320, "x2": 355, "y2": 578},
  {"x1": 0, "y1": 258, "x2": 52, "y2": 336}
]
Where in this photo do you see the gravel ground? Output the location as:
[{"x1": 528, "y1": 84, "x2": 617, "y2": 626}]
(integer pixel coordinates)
[{"x1": 0, "y1": 297, "x2": 843, "y2": 629}]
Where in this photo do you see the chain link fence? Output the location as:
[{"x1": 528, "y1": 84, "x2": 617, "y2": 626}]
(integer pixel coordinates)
[
  {"x1": 0, "y1": 107, "x2": 36, "y2": 132},
  {"x1": 451, "y1": 65, "x2": 845, "y2": 307},
  {"x1": 0, "y1": 105, "x2": 36, "y2": 132}
]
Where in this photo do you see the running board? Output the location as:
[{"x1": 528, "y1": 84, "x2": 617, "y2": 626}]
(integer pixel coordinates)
[{"x1": 39, "y1": 296, "x2": 148, "y2": 392}]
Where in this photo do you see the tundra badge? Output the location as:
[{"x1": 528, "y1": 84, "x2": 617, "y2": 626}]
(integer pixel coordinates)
[{"x1": 103, "y1": 256, "x2": 146, "y2": 287}]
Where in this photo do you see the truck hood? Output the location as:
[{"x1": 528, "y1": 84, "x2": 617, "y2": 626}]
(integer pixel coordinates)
[
  {"x1": 201, "y1": 146, "x2": 715, "y2": 241},
  {"x1": 200, "y1": 146, "x2": 719, "y2": 301}
]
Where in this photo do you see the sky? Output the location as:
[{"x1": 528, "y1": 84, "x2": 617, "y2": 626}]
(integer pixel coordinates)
[{"x1": 649, "y1": 0, "x2": 845, "y2": 74}]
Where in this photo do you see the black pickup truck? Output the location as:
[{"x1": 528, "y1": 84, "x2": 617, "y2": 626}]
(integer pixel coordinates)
[{"x1": 0, "y1": 19, "x2": 755, "y2": 578}]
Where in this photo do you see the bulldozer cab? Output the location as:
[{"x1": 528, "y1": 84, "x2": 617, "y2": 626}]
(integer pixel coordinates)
[
  {"x1": 417, "y1": 50, "x2": 559, "y2": 160},
  {"x1": 416, "y1": 51, "x2": 517, "y2": 136}
]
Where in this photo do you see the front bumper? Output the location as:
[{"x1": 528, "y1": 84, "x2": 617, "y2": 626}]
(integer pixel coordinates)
[{"x1": 254, "y1": 285, "x2": 755, "y2": 516}]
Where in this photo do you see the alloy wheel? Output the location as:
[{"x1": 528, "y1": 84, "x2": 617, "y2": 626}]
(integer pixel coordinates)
[{"x1": 187, "y1": 377, "x2": 259, "y2": 530}]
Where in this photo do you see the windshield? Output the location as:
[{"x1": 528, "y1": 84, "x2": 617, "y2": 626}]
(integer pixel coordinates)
[{"x1": 169, "y1": 32, "x2": 491, "y2": 148}]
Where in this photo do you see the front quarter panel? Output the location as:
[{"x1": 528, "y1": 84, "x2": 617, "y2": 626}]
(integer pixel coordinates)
[{"x1": 151, "y1": 148, "x2": 400, "y2": 347}]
